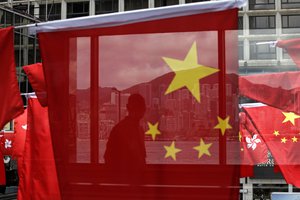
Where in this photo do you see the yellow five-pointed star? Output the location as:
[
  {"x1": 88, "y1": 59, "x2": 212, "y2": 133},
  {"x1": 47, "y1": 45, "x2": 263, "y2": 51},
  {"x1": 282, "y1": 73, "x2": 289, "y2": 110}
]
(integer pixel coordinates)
[
  {"x1": 193, "y1": 138, "x2": 212, "y2": 159},
  {"x1": 239, "y1": 131, "x2": 242, "y2": 142},
  {"x1": 281, "y1": 137, "x2": 287, "y2": 143},
  {"x1": 164, "y1": 141, "x2": 182, "y2": 161},
  {"x1": 292, "y1": 136, "x2": 298, "y2": 143},
  {"x1": 273, "y1": 130, "x2": 280, "y2": 136},
  {"x1": 145, "y1": 122, "x2": 161, "y2": 140},
  {"x1": 214, "y1": 116, "x2": 232, "y2": 136},
  {"x1": 162, "y1": 42, "x2": 219, "y2": 102},
  {"x1": 282, "y1": 112, "x2": 300, "y2": 125}
]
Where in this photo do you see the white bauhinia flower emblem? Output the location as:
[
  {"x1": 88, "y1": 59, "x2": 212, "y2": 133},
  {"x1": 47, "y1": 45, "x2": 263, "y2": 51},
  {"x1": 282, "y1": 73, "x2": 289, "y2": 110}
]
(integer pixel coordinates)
[
  {"x1": 246, "y1": 134, "x2": 261, "y2": 150},
  {"x1": 5, "y1": 139, "x2": 12, "y2": 149},
  {"x1": 22, "y1": 124, "x2": 27, "y2": 130}
]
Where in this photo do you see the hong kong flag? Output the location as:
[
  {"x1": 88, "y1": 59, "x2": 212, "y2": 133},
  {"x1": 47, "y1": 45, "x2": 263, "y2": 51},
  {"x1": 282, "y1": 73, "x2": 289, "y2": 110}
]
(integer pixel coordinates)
[
  {"x1": 277, "y1": 38, "x2": 300, "y2": 68},
  {"x1": 244, "y1": 105, "x2": 300, "y2": 188},
  {"x1": 35, "y1": 1, "x2": 244, "y2": 199}
]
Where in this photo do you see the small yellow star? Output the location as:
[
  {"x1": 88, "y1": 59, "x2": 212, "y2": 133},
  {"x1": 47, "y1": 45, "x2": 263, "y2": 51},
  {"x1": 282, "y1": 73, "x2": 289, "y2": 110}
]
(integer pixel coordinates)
[
  {"x1": 282, "y1": 112, "x2": 300, "y2": 125},
  {"x1": 239, "y1": 131, "x2": 242, "y2": 142},
  {"x1": 214, "y1": 116, "x2": 232, "y2": 136},
  {"x1": 193, "y1": 138, "x2": 212, "y2": 159},
  {"x1": 281, "y1": 137, "x2": 288, "y2": 143},
  {"x1": 164, "y1": 141, "x2": 182, "y2": 161},
  {"x1": 273, "y1": 130, "x2": 280, "y2": 136},
  {"x1": 291, "y1": 136, "x2": 298, "y2": 143},
  {"x1": 162, "y1": 42, "x2": 219, "y2": 102},
  {"x1": 145, "y1": 122, "x2": 161, "y2": 141}
]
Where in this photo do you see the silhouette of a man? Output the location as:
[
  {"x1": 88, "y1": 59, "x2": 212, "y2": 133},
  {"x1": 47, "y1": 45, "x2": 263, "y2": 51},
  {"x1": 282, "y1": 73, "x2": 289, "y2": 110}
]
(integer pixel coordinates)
[{"x1": 104, "y1": 93, "x2": 146, "y2": 183}]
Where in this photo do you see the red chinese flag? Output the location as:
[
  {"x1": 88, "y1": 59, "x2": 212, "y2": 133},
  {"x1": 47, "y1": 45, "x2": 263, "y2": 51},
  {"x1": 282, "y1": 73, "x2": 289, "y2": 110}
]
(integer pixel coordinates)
[
  {"x1": 244, "y1": 105, "x2": 300, "y2": 188},
  {"x1": 23, "y1": 63, "x2": 47, "y2": 107},
  {"x1": 239, "y1": 71, "x2": 300, "y2": 114},
  {"x1": 0, "y1": 27, "x2": 24, "y2": 130},
  {"x1": 36, "y1": 1, "x2": 243, "y2": 199},
  {"x1": 18, "y1": 98, "x2": 60, "y2": 200},
  {"x1": 277, "y1": 38, "x2": 300, "y2": 68}
]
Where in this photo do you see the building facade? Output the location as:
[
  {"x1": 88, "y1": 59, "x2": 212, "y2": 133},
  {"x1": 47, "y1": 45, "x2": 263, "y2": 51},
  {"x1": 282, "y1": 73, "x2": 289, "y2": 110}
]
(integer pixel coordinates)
[{"x1": 1, "y1": 0, "x2": 300, "y2": 199}]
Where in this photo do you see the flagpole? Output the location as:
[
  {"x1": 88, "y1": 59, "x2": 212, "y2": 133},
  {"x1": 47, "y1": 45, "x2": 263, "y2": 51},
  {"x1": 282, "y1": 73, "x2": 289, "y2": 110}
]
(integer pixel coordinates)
[{"x1": 218, "y1": 30, "x2": 227, "y2": 165}]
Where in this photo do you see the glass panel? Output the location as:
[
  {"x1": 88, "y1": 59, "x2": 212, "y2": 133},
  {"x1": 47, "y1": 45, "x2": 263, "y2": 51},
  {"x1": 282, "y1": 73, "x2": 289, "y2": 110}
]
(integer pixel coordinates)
[
  {"x1": 249, "y1": 0, "x2": 275, "y2": 10},
  {"x1": 69, "y1": 37, "x2": 91, "y2": 163},
  {"x1": 186, "y1": 0, "x2": 209, "y2": 3},
  {"x1": 67, "y1": 2, "x2": 89, "y2": 19},
  {"x1": 124, "y1": 0, "x2": 148, "y2": 11},
  {"x1": 249, "y1": 41, "x2": 276, "y2": 60},
  {"x1": 95, "y1": 0, "x2": 118, "y2": 14},
  {"x1": 154, "y1": 0, "x2": 179, "y2": 7},
  {"x1": 99, "y1": 31, "x2": 223, "y2": 169}
]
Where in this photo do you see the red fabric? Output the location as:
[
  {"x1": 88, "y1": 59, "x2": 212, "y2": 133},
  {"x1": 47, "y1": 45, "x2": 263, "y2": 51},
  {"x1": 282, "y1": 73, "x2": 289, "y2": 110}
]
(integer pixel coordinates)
[
  {"x1": 38, "y1": 8, "x2": 239, "y2": 199},
  {"x1": 277, "y1": 38, "x2": 300, "y2": 68},
  {"x1": 17, "y1": 98, "x2": 61, "y2": 200},
  {"x1": 240, "y1": 165, "x2": 254, "y2": 178},
  {"x1": 23, "y1": 63, "x2": 47, "y2": 107},
  {"x1": 0, "y1": 149, "x2": 4, "y2": 185},
  {"x1": 244, "y1": 105, "x2": 300, "y2": 188},
  {"x1": 239, "y1": 71, "x2": 300, "y2": 114},
  {"x1": 13, "y1": 109, "x2": 27, "y2": 158},
  {"x1": 0, "y1": 27, "x2": 24, "y2": 130}
]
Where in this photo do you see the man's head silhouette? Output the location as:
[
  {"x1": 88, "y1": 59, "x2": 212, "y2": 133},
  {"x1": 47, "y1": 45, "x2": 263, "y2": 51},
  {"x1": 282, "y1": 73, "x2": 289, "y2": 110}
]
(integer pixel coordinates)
[{"x1": 127, "y1": 93, "x2": 146, "y2": 120}]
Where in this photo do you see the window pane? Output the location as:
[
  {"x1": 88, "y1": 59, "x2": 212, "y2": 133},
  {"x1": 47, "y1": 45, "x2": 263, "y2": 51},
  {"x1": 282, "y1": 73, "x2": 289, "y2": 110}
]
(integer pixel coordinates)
[
  {"x1": 95, "y1": 0, "x2": 118, "y2": 14},
  {"x1": 250, "y1": 41, "x2": 276, "y2": 60},
  {"x1": 67, "y1": 2, "x2": 89, "y2": 19},
  {"x1": 124, "y1": 0, "x2": 148, "y2": 11},
  {"x1": 154, "y1": 0, "x2": 179, "y2": 7},
  {"x1": 249, "y1": 0, "x2": 275, "y2": 10}
]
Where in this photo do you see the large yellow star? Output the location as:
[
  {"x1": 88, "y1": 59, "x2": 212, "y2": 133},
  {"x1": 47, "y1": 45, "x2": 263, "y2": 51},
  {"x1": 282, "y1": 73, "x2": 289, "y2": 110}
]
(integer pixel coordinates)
[
  {"x1": 162, "y1": 42, "x2": 219, "y2": 102},
  {"x1": 193, "y1": 138, "x2": 212, "y2": 159},
  {"x1": 164, "y1": 141, "x2": 182, "y2": 161},
  {"x1": 145, "y1": 122, "x2": 161, "y2": 141},
  {"x1": 214, "y1": 116, "x2": 232, "y2": 136},
  {"x1": 282, "y1": 112, "x2": 300, "y2": 125}
]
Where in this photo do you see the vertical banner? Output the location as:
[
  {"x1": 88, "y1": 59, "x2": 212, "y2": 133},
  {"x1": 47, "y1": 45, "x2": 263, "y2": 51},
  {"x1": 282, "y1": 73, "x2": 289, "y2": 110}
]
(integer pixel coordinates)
[{"x1": 38, "y1": 2, "x2": 241, "y2": 199}]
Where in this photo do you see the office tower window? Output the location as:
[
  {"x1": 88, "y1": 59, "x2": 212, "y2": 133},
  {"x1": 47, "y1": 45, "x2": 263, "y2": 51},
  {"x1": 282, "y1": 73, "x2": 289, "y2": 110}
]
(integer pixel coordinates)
[
  {"x1": 281, "y1": 0, "x2": 300, "y2": 9},
  {"x1": 238, "y1": 41, "x2": 244, "y2": 60},
  {"x1": 40, "y1": 3, "x2": 61, "y2": 21},
  {"x1": 186, "y1": 0, "x2": 209, "y2": 3},
  {"x1": 95, "y1": 0, "x2": 118, "y2": 15},
  {"x1": 13, "y1": 4, "x2": 35, "y2": 15},
  {"x1": 250, "y1": 41, "x2": 276, "y2": 60},
  {"x1": 282, "y1": 49, "x2": 291, "y2": 59},
  {"x1": 67, "y1": 1, "x2": 89, "y2": 19},
  {"x1": 249, "y1": 15, "x2": 276, "y2": 34},
  {"x1": 249, "y1": 0, "x2": 275, "y2": 10},
  {"x1": 238, "y1": 16, "x2": 243, "y2": 30},
  {"x1": 282, "y1": 15, "x2": 300, "y2": 33},
  {"x1": 155, "y1": 0, "x2": 179, "y2": 7},
  {"x1": 124, "y1": 0, "x2": 148, "y2": 11}
]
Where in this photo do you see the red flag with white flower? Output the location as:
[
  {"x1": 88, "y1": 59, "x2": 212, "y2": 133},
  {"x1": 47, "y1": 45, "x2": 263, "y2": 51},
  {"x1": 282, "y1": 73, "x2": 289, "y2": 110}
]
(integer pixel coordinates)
[
  {"x1": 239, "y1": 112, "x2": 268, "y2": 165},
  {"x1": 244, "y1": 105, "x2": 300, "y2": 188}
]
